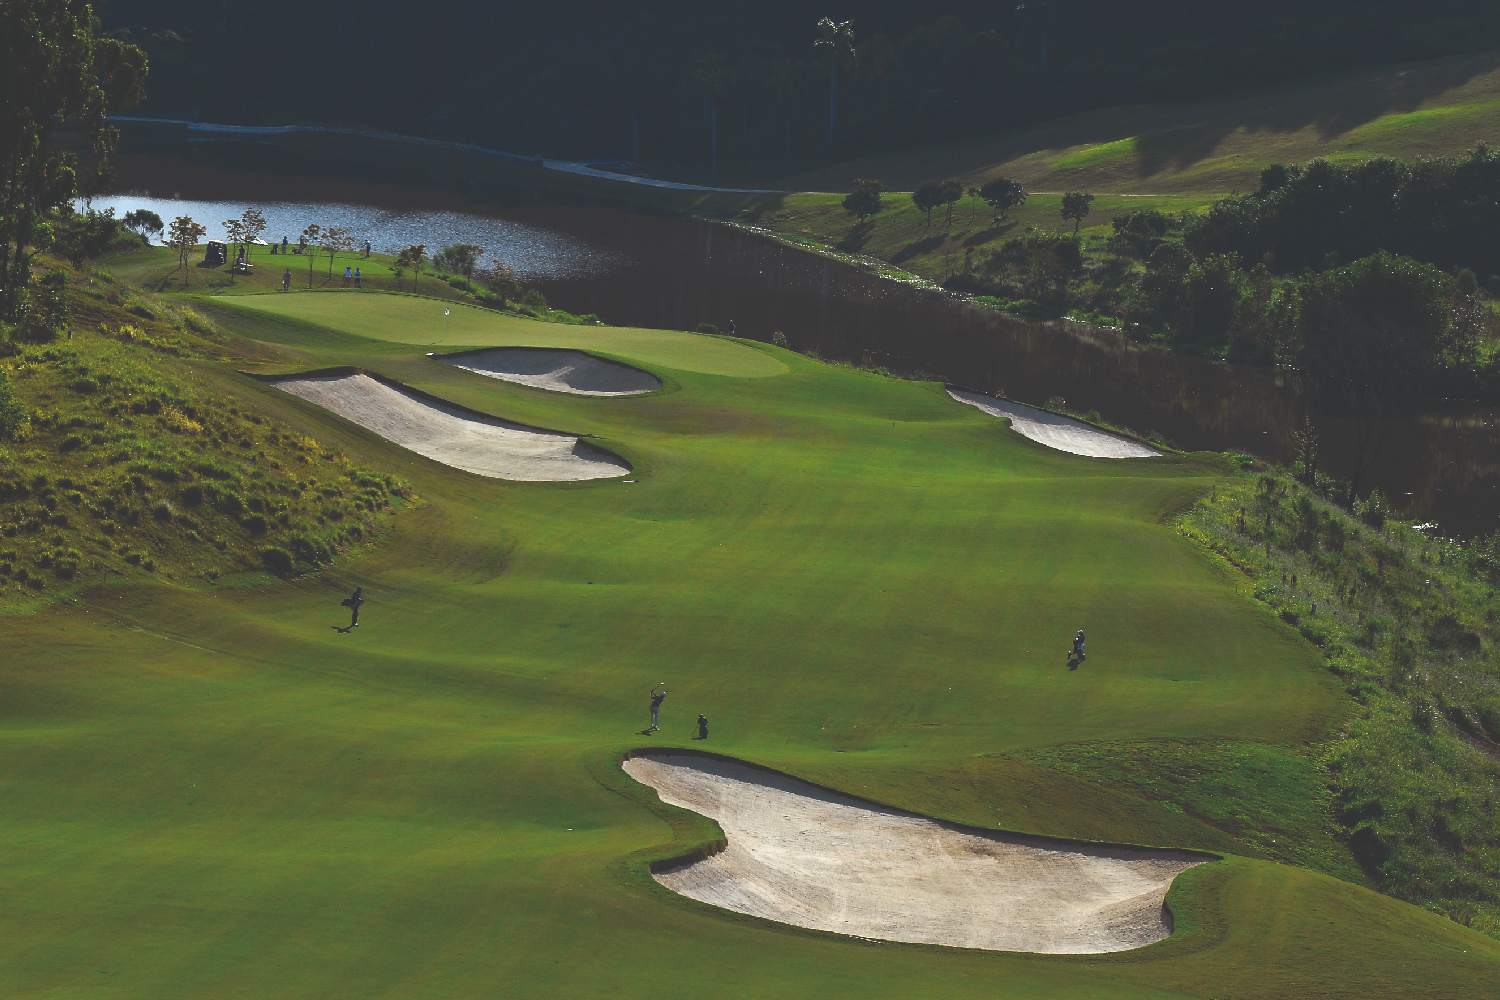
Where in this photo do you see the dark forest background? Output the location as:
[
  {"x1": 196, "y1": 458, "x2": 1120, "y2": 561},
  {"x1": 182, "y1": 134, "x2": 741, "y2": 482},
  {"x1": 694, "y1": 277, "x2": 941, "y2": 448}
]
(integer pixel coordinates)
[{"x1": 103, "y1": 1, "x2": 1500, "y2": 167}]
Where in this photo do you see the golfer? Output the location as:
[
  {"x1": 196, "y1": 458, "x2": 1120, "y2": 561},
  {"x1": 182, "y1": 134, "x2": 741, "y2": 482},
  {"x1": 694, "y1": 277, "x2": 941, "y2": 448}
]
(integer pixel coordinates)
[
  {"x1": 341, "y1": 586, "x2": 364, "y2": 629},
  {"x1": 1070, "y1": 629, "x2": 1086, "y2": 662},
  {"x1": 647, "y1": 684, "x2": 667, "y2": 733},
  {"x1": 282, "y1": 268, "x2": 292, "y2": 292}
]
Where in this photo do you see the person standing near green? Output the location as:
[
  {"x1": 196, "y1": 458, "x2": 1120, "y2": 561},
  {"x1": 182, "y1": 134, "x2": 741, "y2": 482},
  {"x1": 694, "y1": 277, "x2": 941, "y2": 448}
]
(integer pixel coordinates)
[
  {"x1": 647, "y1": 684, "x2": 667, "y2": 733},
  {"x1": 341, "y1": 586, "x2": 364, "y2": 630}
]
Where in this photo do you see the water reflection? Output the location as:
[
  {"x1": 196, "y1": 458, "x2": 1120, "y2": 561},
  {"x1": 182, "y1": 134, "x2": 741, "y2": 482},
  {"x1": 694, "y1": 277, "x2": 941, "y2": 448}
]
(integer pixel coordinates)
[
  {"x1": 538, "y1": 212, "x2": 1500, "y2": 534},
  {"x1": 84, "y1": 194, "x2": 1498, "y2": 532},
  {"x1": 84, "y1": 194, "x2": 628, "y2": 280}
]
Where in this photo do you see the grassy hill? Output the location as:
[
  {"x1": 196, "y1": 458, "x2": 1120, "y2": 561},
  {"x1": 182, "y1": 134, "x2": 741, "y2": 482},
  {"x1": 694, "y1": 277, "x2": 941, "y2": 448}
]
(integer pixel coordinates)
[
  {"x1": 775, "y1": 49, "x2": 1500, "y2": 196},
  {"x1": 700, "y1": 49, "x2": 1500, "y2": 343},
  {"x1": 2, "y1": 271, "x2": 1497, "y2": 996},
  {"x1": 0, "y1": 261, "x2": 410, "y2": 605}
]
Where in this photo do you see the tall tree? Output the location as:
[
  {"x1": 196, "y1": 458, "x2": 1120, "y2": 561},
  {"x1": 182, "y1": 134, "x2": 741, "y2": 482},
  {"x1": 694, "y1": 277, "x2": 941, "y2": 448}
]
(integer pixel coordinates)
[
  {"x1": 813, "y1": 17, "x2": 855, "y2": 152},
  {"x1": 299, "y1": 223, "x2": 320, "y2": 286},
  {"x1": 222, "y1": 217, "x2": 246, "y2": 258},
  {"x1": 978, "y1": 177, "x2": 1028, "y2": 223},
  {"x1": 938, "y1": 179, "x2": 964, "y2": 228},
  {"x1": 322, "y1": 226, "x2": 354, "y2": 276},
  {"x1": 912, "y1": 181, "x2": 944, "y2": 228},
  {"x1": 167, "y1": 215, "x2": 206, "y2": 272},
  {"x1": 239, "y1": 207, "x2": 268, "y2": 255},
  {"x1": 1061, "y1": 191, "x2": 1095, "y2": 234},
  {"x1": 687, "y1": 52, "x2": 729, "y2": 174},
  {"x1": 122, "y1": 208, "x2": 163, "y2": 243},
  {"x1": 0, "y1": 1, "x2": 147, "y2": 316}
]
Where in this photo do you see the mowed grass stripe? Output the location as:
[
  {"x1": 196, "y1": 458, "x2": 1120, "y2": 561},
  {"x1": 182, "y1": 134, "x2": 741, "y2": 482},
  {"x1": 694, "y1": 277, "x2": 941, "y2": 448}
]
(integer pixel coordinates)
[{"x1": 2, "y1": 289, "x2": 1496, "y2": 997}]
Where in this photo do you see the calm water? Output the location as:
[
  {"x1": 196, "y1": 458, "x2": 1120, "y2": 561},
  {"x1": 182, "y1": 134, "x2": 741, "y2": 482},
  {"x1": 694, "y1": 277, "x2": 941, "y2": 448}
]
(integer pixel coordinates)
[
  {"x1": 90, "y1": 193, "x2": 1500, "y2": 533},
  {"x1": 84, "y1": 195, "x2": 628, "y2": 280}
]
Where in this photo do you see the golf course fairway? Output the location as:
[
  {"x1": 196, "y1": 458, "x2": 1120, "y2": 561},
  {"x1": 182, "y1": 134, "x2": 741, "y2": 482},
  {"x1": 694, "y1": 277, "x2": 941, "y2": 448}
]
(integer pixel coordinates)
[{"x1": 3, "y1": 287, "x2": 1497, "y2": 998}]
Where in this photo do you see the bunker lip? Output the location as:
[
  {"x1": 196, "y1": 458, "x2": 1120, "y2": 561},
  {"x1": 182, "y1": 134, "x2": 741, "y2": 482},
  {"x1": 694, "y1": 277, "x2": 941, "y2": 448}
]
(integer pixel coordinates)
[
  {"x1": 260, "y1": 368, "x2": 630, "y2": 482},
  {"x1": 947, "y1": 387, "x2": 1162, "y2": 459},
  {"x1": 434, "y1": 347, "x2": 662, "y2": 397},
  {"x1": 623, "y1": 749, "x2": 1212, "y2": 955}
]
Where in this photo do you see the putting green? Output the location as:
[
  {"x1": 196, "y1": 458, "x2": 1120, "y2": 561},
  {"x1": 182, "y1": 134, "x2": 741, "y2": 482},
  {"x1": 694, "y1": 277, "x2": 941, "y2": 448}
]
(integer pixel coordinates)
[
  {"x1": 216, "y1": 291, "x2": 789, "y2": 378},
  {"x1": 3, "y1": 289, "x2": 1497, "y2": 998}
]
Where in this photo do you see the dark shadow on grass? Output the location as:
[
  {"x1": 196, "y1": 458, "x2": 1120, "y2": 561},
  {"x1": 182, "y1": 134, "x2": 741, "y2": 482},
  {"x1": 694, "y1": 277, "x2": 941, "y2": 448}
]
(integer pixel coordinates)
[
  {"x1": 836, "y1": 220, "x2": 874, "y2": 252},
  {"x1": 892, "y1": 232, "x2": 949, "y2": 263},
  {"x1": 964, "y1": 221, "x2": 1015, "y2": 246},
  {"x1": 1131, "y1": 50, "x2": 1500, "y2": 179}
]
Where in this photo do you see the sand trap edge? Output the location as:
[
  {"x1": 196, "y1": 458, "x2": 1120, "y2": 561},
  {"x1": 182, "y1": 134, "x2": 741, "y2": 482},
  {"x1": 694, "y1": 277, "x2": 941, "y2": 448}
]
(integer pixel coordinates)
[
  {"x1": 621, "y1": 748, "x2": 1218, "y2": 952},
  {"x1": 946, "y1": 385, "x2": 1164, "y2": 460},
  {"x1": 432, "y1": 347, "x2": 664, "y2": 397},
  {"x1": 247, "y1": 366, "x2": 633, "y2": 480}
]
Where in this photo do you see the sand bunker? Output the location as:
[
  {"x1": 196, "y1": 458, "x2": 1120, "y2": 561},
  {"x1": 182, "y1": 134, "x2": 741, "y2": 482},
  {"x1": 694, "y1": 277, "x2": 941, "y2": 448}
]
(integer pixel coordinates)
[
  {"x1": 624, "y1": 752, "x2": 1206, "y2": 954},
  {"x1": 272, "y1": 372, "x2": 628, "y2": 481},
  {"x1": 948, "y1": 389, "x2": 1161, "y2": 459},
  {"x1": 440, "y1": 348, "x2": 661, "y2": 397}
]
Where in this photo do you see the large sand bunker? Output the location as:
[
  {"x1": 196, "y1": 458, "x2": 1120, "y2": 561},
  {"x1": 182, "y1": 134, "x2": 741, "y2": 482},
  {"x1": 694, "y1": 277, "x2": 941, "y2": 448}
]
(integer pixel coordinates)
[
  {"x1": 272, "y1": 372, "x2": 628, "y2": 481},
  {"x1": 440, "y1": 348, "x2": 661, "y2": 397},
  {"x1": 624, "y1": 752, "x2": 1206, "y2": 954},
  {"x1": 948, "y1": 388, "x2": 1161, "y2": 459}
]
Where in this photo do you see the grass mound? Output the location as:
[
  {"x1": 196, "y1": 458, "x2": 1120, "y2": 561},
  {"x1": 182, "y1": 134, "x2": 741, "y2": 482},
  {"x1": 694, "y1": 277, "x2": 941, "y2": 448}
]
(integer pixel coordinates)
[{"x1": 0, "y1": 274, "x2": 410, "y2": 602}]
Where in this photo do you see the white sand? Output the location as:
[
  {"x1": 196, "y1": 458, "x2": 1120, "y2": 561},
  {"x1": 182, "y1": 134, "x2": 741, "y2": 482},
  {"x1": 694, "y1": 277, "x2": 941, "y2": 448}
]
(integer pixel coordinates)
[
  {"x1": 948, "y1": 389, "x2": 1161, "y2": 459},
  {"x1": 272, "y1": 372, "x2": 628, "y2": 481},
  {"x1": 624, "y1": 753, "x2": 1205, "y2": 954},
  {"x1": 441, "y1": 348, "x2": 661, "y2": 397}
]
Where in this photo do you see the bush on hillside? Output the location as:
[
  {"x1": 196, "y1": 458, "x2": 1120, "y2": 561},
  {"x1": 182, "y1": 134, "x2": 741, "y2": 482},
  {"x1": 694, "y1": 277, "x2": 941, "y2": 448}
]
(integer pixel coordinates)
[
  {"x1": 1189, "y1": 147, "x2": 1500, "y2": 277},
  {"x1": 841, "y1": 178, "x2": 883, "y2": 221},
  {"x1": 0, "y1": 370, "x2": 27, "y2": 441},
  {"x1": 1109, "y1": 209, "x2": 1176, "y2": 257}
]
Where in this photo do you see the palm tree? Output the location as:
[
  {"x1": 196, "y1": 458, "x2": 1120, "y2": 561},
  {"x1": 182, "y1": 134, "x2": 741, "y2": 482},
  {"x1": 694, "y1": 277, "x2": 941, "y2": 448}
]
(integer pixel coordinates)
[
  {"x1": 813, "y1": 17, "x2": 856, "y2": 151},
  {"x1": 688, "y1": 52, "x2": 729, "y2": 175}
]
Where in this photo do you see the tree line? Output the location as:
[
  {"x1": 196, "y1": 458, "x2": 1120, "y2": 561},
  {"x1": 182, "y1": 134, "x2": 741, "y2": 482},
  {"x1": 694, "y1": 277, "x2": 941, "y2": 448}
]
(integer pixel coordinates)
[{"x1": 104, "y1": 0, "x2": 1500, "y2": 168}]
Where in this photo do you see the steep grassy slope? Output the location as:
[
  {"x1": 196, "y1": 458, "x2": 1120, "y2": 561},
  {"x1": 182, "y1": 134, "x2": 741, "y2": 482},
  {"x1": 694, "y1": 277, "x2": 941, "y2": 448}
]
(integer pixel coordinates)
[
  {"x1": 775, "y1": 49, "x2": 1500, "y2": 195},
  {"x1": 2, "y1": 286, "x2": 1497, "y2": 997},
  {"x1": 0, "y1": 268, "x2": 408, "y2": 604}
]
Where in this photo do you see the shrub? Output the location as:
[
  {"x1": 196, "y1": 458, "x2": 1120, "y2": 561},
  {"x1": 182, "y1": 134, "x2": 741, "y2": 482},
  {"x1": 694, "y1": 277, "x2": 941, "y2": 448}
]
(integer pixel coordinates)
[
  {"x1": 841, "y1": 178, "x2": 883, "y2": 221},
  {"x1": 1109, "y1": 209, "x2": 1175, "y2": 257},
  {"x1": 0, "y1": 370, "x2": 27, "y2": 441},
  {"x1": 260, "y1": 547, "x2": 294, "y2": 576},
  {"x1": 1355, "y1": 489, "x2": 1391, "y2": 529}
]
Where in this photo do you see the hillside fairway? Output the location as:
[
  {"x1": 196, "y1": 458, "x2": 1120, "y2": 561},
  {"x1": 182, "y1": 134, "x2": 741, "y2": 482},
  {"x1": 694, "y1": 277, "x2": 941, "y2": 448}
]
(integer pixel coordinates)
[
  {"x1": 3, "y1": 287, "x2": 1498, "y2": 997},
  {"x1": 772, "y1": 49, "x2": 1500, "y2": 195}
]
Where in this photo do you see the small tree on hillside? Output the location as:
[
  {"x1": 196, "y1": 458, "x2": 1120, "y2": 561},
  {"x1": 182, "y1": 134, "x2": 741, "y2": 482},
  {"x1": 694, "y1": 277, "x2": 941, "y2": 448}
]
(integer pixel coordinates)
[
  {"x1": 841, "y1": 178, "x2": 883, "y2": 222},
  {"x1": 167, "y1": 215, "x2": 206, "y2": 272},
  {"x1": 1061, "y1": 191, "x2": 1095, "y2": 234},
  {"x1": 322, "y1": 226, "x2": 354, "y2": 277},
  {"x1": 912, "y1": 181, "x2": 945, "y2": 228},
  {"x1": 434, "y1": 243, "x2": 483, "y2": 281},
  {"x1": 239, "y1": 207, "x2": 268, "y2": 255},
  {"x1": 978, "y1": 177, "x2": 1027, "y2": 223},
  {"x1": 938, "y1": 179, "x2": 964, "y2": 228},
  {"x1": 394, "y1": 244, "x2": 426, "y2": 291},
  {"x1": 122, "y1": 209, "x2": 163, "y2": 243},
  {"x1": 300, "y1": 224, "x2": 321, "y2": 285},
  {"x1": 222, "y1": 217, "x2": 246, "y2": 260},
  {"x1": 477, "y1": 256, "x2": 524, "y2": 302}
]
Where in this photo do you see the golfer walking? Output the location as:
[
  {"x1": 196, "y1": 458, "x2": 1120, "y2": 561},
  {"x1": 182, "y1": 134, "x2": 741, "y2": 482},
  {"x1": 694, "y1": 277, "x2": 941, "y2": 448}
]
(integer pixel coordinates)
[
  {"x1": 341, "y1": 586, "x2": 365, "y2": 630},
  {"x1": 647, "y1": 684, "x2": 667, "y2": 733}
]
